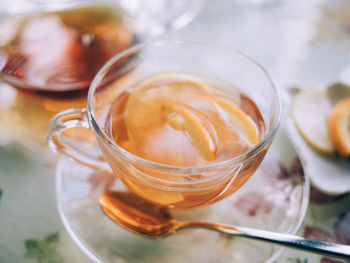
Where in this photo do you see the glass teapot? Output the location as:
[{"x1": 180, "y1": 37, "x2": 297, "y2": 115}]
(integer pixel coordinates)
[{"x1": 0, "y1": 0, "x2": 204, "y2": 92}]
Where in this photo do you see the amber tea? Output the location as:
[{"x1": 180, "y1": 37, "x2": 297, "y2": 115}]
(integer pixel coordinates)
[
  {"x1": 104, "y1": 73, "x2": 267, "y2": 209},
  {"x1": 0, "y1": 4, "x2": 137, "y2": 92}
]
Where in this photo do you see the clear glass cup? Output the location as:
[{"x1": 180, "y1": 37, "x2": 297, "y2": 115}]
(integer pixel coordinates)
[
  {"x1": 47, "y1": 39, "x2": 281, "y2": 209},
  {"x1": 0, "y1": 0, "x2": 203, "y2": 148}
]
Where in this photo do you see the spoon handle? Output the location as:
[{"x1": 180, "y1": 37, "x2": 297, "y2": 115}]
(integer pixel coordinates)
[{"x1": 181, "y1": 222, "x2": 350, "y2": 259}]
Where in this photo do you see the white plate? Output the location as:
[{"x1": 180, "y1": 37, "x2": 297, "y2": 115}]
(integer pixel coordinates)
[
  {"x1": 286, "y1": 116, "x2": 350, "y2": 195},
  {"x1": 55, "y1": 129, "x2": 310, "y2": 263}
]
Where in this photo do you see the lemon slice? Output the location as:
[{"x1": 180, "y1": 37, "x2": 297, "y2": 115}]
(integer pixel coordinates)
[
  {"x1": 131, "y1": 72, "x2": 212, "y2": 93},
  {"x1": 123, "y1": 73, "x2": 211, "y2": 140},
  {"x1": 213, "y1": 97, "x2": 259, "y2": 145},
  {"x1": 292, "y1": 88, "x2": 334, "y2": 153},
  {"x1": 165, "y1": 103, "x2": 217, "y2": 162},
  {"x1": 327, "y1": 98, "x2": 350, "y2": 157}
]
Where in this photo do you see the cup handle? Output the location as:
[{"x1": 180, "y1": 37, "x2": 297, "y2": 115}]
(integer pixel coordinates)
[{"x1": 47, "y1": 108, "x2": 112, "y2": 174}]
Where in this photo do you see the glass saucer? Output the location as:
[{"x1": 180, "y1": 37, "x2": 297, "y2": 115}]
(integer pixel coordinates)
[{"x1": 55, "y1": 129, "x2": 310, "y2": 263}]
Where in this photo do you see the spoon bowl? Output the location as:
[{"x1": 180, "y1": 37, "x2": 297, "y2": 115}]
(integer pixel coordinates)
[
  {"x1": 99, "y1": 191, "x2": 176, "y2": 237},
  {"x1": 99, "y1": 191, "x2": 350, "y2": 259}
]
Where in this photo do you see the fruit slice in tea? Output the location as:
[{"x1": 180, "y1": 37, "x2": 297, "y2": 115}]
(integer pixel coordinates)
[{"x1": 109, "y1": 72, "x2": 261, "y2": 166}]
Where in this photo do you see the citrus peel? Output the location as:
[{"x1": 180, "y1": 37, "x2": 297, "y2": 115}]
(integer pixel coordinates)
[
  {"x1": 327, "y1": 98, "x2": 350, "y2": 157},
  {"x1": 213, "y1": 97, "x2": 259, "y2": 145},
  {"x1": 165, "y1": 103, "x2": 217, "y2": 162}
]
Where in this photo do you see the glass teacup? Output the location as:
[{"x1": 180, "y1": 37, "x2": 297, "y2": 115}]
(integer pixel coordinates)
[{"x1": 47, "y1": 39, "x2": 281, "y2": 209}]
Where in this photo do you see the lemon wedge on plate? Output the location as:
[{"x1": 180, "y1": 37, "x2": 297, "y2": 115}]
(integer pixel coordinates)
[
  {"x1": 327, "y1": 98, "x2": 350, "y2": 157},
  {"x1": 292, "y1": 88, "x2": 334, "y2": 154}
]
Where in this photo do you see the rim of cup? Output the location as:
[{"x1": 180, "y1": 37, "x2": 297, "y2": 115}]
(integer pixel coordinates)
[{"x1": 88, "y1": 38, "x2": 282, "y2": 173}]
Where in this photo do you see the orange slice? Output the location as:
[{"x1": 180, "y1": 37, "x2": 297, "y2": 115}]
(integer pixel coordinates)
[
  {"x1": 327, "y1": 98, "x2": 350, "y2": 157},
  {"x1": 292, "y1": 88, "x2": 334, "y2": 154},
  {"x1": 213, "y1": 97, "x2": 259, "y2": 145},
  {"x1": 165, "y1": 103, "x2": 217, "y2": 162}
]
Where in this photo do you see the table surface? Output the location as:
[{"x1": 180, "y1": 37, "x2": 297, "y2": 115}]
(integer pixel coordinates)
[{"x1": 0, "y1": 0, "x2": 350, "y2": 262}]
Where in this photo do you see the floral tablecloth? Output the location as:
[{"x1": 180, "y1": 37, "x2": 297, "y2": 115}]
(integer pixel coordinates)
[
  {"x1": 1, "y1": 0, "x2": 350, "y2": 262},
  {"x1": 0, "y1": 131, "x2": 349, "y2": 263}
]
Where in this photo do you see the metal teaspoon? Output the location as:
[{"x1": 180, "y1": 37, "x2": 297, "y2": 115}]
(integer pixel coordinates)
[{"x1": 99, "y1": 191, "x2": 350, "y2": 259}]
